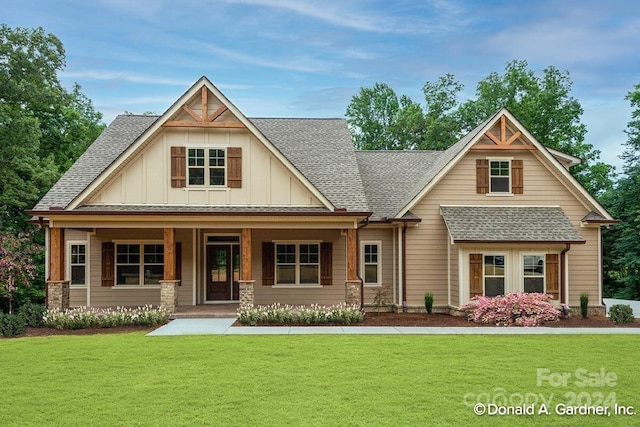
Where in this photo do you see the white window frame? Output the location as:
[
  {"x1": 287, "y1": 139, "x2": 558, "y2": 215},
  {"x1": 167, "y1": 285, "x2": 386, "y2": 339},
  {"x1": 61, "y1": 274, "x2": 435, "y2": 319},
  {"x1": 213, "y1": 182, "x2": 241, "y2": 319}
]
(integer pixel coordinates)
[
  {"x1": 113, "y1": 240, "x2": 164, "y2": 288},
  {"x1": 483, "y1": 253, "x2": 507, "y2": 297},
  {"x1": 488, "y1": 157, "x2": 512, "y2": 195},
  {"x1": 361, "y1": 241, "x2": 382, "y2": 287},
  {"x1": 522, "y1": 253, "x2": 545, "y2": 294},
  {"x1": 273, "y1": 241, "x2": 321, "y2": 287},
  {"x1": 66, "y1": 241, "x2": 87, "y2": 287},
  {"x1": 187, "y1": 147, "x2": 227, "y2": 187}
]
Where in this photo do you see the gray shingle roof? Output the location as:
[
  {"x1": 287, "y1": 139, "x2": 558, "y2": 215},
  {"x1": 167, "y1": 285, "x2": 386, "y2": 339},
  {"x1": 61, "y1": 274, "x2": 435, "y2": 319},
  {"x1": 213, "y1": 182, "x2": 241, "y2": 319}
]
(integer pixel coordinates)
[{"x1": 440, "y1": 206, "x2": 585, "y2": 243}]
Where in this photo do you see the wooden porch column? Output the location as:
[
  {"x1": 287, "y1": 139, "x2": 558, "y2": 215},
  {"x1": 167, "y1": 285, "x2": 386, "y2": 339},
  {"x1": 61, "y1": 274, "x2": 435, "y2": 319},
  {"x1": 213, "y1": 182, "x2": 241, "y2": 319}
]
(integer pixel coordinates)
[
  {"x1": 47, "y1": 227, "x2": 69, "y2": 310},
  {"x1": 345, "y1": 228, "x2": 362, "y2": 307},
  {"x1": 239, "y1": 228, "x2": 255, "y2": 306},
  {"x1": 160, "y1": 228, "x2": 179, "y2": 313}
]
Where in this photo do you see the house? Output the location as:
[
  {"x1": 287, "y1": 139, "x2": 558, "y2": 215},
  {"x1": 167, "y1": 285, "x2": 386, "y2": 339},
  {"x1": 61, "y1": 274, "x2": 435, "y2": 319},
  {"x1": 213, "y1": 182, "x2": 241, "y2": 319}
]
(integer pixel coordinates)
[{"x1": 30, "y1": 76, "x2": 616, "y2": 315}]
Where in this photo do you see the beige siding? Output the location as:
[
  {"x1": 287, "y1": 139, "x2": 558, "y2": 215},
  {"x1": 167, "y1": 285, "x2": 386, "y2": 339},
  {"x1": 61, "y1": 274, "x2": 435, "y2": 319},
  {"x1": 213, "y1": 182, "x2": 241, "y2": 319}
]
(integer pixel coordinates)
[
  {"x1": 359, "y1": 227, "x2": 394, "y2": 307},
  {"x1": 252, "y1": 229, "x2": 346, "y2": 306},
  {"x1": 89, "y1": 128, "x2": 323, "y2": 207},
  {"x1": 69, "y1": 288, "x2": 87, "y2": 307},
  {"x1": 406, "y1": 149, "x2": 600, "y2": 308}
]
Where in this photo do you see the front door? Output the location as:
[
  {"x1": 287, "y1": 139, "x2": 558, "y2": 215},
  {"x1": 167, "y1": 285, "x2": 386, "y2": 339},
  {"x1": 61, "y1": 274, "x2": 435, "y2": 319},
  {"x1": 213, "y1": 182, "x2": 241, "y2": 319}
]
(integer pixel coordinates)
[{"x1": 207, "y1": 246, "x2": 231, "y2": 301}]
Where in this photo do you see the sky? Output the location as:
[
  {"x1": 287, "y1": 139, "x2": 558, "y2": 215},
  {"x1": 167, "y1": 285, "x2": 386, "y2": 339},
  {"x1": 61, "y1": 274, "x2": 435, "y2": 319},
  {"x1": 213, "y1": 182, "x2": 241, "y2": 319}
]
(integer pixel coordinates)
[{"x1": 4, "y1": 0, "x2": 640, "y2": 170}]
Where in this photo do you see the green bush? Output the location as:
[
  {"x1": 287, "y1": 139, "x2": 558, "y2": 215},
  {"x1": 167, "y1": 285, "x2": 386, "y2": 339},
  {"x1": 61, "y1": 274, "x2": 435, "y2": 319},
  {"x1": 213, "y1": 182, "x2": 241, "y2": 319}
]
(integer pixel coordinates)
[
  {"x1": 580, "y1": 293, "x2": 589, "y2": 319},
  {"x1": 424, "y1": 292, "x2": 434, "y2": 314},
  {"x1": 0, "y1": 313, "x2": 26, "y2": 337},
  {"x1": 609, "y1": 304, "x2": 635, "y2": 324},
  {"x1": 42, "y1": 305, "x2": 170, "y2": 330},
  {"x1": 18, "y1": 302, "x2": 47, "y2": 327},
  {"x1": 237, "y1": 303, "x2": 364, "y2": 326}
]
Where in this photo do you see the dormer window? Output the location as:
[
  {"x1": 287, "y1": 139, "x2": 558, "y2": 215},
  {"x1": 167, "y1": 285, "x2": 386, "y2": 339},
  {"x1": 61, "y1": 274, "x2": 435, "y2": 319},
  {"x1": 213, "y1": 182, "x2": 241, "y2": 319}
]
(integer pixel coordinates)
[{"x1": 489, "y1": 160, "x2": 510, "y2": 193}]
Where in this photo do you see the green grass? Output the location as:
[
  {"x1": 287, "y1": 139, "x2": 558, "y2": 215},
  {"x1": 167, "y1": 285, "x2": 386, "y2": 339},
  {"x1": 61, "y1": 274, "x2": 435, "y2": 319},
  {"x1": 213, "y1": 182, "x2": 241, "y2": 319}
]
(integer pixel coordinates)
[{"x1": 1, "y1": 333, "x2": 639, "y2": 426}]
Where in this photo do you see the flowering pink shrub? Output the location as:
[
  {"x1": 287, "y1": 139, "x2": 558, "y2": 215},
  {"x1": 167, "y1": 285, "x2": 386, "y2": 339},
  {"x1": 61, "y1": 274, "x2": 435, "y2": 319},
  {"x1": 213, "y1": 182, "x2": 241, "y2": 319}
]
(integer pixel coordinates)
[
  {"x1": 460, "y1": 293, "x2": 561, "y2": 327},
  {"x1": 0, "y1": 230, "x2": 39, "y2": 314}
]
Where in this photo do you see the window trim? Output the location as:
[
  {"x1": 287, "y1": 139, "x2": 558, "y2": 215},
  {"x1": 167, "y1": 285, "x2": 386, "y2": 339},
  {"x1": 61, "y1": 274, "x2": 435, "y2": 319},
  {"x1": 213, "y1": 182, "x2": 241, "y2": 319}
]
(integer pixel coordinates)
[
  {"x1": 186, "y1": 146, "x2": 227, "y2": 188},
  {"x1": 483, "y1": 253, "x2": 507, "y2": 297},
  {"x1": 273, "y1": 241, "x2": 322, "y2": 287},
  {"x1": 488, "y1": 157, "x2": 512, "y2": 195},
  {"x1": 66, "y1": 241, "x2": 87, "y2": 288},
  {"x1": 113, "y1": 240, "x2": 164, "y2": 288},
  {"x1": 522, "y1": 252, "x2": 546, "y2": 294},
  {"x1": 360, "y1": 240, "x2": 382, "y2": 287}
]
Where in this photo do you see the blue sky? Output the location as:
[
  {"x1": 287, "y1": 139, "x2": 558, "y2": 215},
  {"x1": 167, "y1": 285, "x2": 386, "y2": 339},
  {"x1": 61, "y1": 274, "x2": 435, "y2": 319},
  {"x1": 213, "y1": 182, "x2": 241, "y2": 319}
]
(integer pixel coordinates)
[{"x1": 4, "y1": 0, "x2": 640, "y2": 169}]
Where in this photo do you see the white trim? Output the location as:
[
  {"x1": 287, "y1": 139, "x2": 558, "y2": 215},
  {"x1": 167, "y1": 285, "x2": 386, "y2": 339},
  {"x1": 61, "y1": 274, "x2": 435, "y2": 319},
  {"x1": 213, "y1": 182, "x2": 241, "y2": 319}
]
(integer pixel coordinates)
[
  {"x1": 488, "y1": 156, "x2": 512, "y2": 195},
  {"x1": 185, "y1": 146, "x2": 228, "y2": 188},
  {"x1": 520, "y1": 252, "x2": 546, "y2": 293},
  {"x1": 482, "y1": 252, "x2": 507, "y2": 296},
  {"x1": 113, "y1": 241, "x2": 164, "y2": 287},
  {"x1": 192, "y1": 228, "x2": 197, "y2": 306},
  {"x1": 397, "y1": 225, "x2": 403, "y2": 305},
  {"x1": 547, "y1": 147, "x2": 581, "y2": 167},
  {"x1": 272, "y1": 285, "x2": 323, "y2": 289},
  {"x1": 598, "y1": 228, "x2": 602, "y2": 305},
  {"x1": 392, "y1": 227, "x2": 397, "y2": 304},
  {"x1": 447, "y1": 235, "x2": 451, "y2": 306},
  {"x1": 112, "y1": 285, "x2": 161, "y2": 289},
  {"x1": 360, "y1": 240, "x2": 382, "y2": 286},
  {"x1": 66, "y1": 240, "x2": 88, "y2": 288},
  {"x1": 274, "y1": 241, "x2": 321, "y2": 286},
  {"x1": 67, "y1": 76, "x2": 335, "y2": 211}
]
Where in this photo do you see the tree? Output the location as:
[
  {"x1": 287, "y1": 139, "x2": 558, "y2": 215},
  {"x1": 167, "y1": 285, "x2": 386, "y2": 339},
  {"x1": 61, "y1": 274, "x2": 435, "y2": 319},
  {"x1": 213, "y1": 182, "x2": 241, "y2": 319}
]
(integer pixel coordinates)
[
  {"x1": 603, "y1": 83, "x2": 640, "y2": 299},
  {"x1": 420, "y1": 73, "x2": 464, "y2": 150},
  {"x1": 0, "y1": 230, "x2": 38, "y2": 313},
  {"x1": 346, "y1": 83, "x2": 401, "y2": 150}
]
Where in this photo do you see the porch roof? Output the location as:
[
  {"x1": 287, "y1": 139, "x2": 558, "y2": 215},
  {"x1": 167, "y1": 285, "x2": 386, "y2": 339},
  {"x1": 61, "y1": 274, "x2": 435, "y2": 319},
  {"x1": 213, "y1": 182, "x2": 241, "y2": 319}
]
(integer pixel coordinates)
[{"x1": 440, "y1": 205, "x2": 585, "y2": 244}]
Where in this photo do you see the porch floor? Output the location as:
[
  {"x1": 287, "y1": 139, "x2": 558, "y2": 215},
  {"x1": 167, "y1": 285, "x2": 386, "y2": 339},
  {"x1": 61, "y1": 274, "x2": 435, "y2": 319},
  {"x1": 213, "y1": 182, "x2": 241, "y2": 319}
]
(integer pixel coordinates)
[{"x1": 171, "y1": 304, "x2": 239, "y2": 319}]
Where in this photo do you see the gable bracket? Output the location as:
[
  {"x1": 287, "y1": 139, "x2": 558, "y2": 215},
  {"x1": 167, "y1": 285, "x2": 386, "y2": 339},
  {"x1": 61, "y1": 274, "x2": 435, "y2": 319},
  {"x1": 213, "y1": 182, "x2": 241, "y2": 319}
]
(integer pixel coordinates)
[{"x1": 162, "y1": 85, "x2": 246, "y2": 129}]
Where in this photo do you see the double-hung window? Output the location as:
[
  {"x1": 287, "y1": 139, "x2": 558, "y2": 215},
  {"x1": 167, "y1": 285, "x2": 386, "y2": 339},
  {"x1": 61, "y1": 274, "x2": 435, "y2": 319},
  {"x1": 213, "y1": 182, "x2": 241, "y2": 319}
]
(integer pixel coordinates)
[
  {"x1": 116, "y1": 244, "x2": 164, "y2": 286},
  {"x1": 361, "y1": 242, "x2": 381, "y2": 286},
  {"x1": 275, "y1": 243, "x2": 319, "y2": 285},
  {"x1": 188, "y1": 148, "x2": 225, "y2": 186},
  {"x1": 68, "y1": 243, "x2": 86, "y2": 286},
  {"x1": 484, "y1": 255, "x2": 505, "y2": 297},
  {"x1": 523, "y1": 255, "x2": 545, "y2": 293},
  {"x1": 489, "y1": 160, "x2": 510, "y2": 193}
]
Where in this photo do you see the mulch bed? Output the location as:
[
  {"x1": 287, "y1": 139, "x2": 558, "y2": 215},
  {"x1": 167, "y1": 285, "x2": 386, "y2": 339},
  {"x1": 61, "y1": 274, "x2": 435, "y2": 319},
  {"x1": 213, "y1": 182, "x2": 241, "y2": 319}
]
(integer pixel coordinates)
[{"x1": 15, "y1": 325, "x2": 156, "y2": 338}]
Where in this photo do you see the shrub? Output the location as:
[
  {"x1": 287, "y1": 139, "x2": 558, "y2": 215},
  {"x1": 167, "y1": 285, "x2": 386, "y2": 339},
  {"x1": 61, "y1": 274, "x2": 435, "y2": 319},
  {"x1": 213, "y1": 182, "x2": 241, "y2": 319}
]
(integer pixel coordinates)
[
  {"x1": 42, "y1": 305, "x2": 170, "y2": 330},
  {"x1": 609, "y1": 304, "x2": 635, "y2": 324},
  {"x1": 237, "y1": 303, "x2": 364, "y2": 326},
  {"x1": 0, "y1": 313, "x2": 26, "y2": 337},
  {"x1": 18, "y1": 302, "x2": 47, "y2": 327},
  {"x1": 371, "y1": 287, "x2": 390, "y2": 314},
  {"x1": 460, "y1": 293, "x2": 560, "y2": 327},
  {"x1": 580, "y1": 293, "x2": 589, "y2": 319},
  {"x1": 424, "y1": 292, "x2": 434, "y2": 314}
]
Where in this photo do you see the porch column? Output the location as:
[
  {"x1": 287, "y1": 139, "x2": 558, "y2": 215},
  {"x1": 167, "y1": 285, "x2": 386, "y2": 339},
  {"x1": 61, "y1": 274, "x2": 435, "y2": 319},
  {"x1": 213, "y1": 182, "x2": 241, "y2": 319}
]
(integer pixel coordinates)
[
  {"x1": 345, "y1": 228, "x2": 362, "y2": 306},
  {"x1": 160, "y1": 228, "x2": 180, "y2": 313},
  {"x1": 239, "y1": 228, "x2": 255, "y2": 306},
  {"x1": 47, "y1": 227, "x2": 70, "y2": 310}
]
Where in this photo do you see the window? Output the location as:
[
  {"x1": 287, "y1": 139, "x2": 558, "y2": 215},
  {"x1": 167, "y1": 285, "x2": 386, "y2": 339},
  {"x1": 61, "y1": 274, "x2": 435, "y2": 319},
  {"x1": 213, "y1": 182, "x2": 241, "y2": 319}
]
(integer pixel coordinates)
[
  {"x1": 523, "y1": 255, "x2": 545, "y2": 293},
  {"x1": 188, "y1": 148, "x2": 225, "y2": 186},
  {"x1": 361, "y1": 242, "x2": 381, "y2": 285},
  {"x1": 69, "y1": 243, "x2": 86, "y2": 286},
  {"x1": 275, "y1": 243, "x2": 319, "y2": 285},
  {"x1": 484, "y1": 255, "x2": 505, "y2": 297},
  {"x1": 116, "y1": 244, "x2": 164, "y2": 286},
  {"x1": 489, "y1": 160, "x2": 510, "y2": 193}
]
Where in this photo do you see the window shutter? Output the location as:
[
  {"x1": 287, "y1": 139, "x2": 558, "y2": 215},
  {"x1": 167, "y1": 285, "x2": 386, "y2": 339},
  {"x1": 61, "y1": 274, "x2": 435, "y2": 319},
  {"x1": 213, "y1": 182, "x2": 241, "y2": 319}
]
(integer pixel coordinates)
[
  {"x1": 171, "y1": 147, "x2": 186, "y2": 188},
  {"x1": 469, "y1": 253, "x2": 483, "y2": 297},
  {"x1": 511, "y1": 159, "x2": 523, "y2": 194},
  {"x1": 227, "y1": 147, "x2": 242, "y2": 188},
  {"x1": 320, "y1": 242, "x2": 333, "y2": 286},
  {"x1": 101, "y1": 242, "x2": 115, "y2": 287},
  {"x1": 262, "y1": 242, "x2": 274, "y2": 286},
  {"x1": 476, "y1": 159, "x2": 489, "y2": 194},
  {"x1": 176, "y1": 242, "x2": 182, "y2": 282},
  {"x1": 546, "y1": 254, "x2": 559, "y2": 298}
]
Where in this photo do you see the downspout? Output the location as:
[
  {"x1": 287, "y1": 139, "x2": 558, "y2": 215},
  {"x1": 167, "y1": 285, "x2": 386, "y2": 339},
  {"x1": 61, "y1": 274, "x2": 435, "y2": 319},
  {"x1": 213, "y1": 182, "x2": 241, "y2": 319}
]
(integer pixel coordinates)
[
  {"x1": 560, "y1": 244, "x2": 571, "y2": 304},
  {"x1": 402, "y1": 223, "x2": 407, "y2": 312}
]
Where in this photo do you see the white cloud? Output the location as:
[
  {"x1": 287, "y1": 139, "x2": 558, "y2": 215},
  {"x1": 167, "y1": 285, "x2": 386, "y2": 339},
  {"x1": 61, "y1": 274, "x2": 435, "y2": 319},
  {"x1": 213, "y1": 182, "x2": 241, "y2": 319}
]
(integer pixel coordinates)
[{"x1": 61, "y1": 70, "x2": 192, "y2": 86}]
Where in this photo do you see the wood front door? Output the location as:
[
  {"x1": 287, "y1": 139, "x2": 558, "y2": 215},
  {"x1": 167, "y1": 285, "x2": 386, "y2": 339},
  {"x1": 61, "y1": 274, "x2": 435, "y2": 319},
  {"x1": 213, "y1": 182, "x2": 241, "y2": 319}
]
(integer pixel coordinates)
[{"x1": 207, "y1": 246, "x2": 231, "y2": 301}]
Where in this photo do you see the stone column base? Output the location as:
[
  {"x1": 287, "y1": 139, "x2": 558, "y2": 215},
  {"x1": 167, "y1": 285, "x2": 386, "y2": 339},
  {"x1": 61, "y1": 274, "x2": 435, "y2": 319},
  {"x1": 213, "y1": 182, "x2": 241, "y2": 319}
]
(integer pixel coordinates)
[
  {"x1": 46, "y1": 281, "x2": 70, "y2": 310},
  {"x1": 239, "y1": 280, "x2": 255, "y2": 307},
  {"x1": 160, "y1": 280, "x2": 180, "y2": 313},
  {"x1": 345, "y1": 280, "x2": 362, "y2": 306}
]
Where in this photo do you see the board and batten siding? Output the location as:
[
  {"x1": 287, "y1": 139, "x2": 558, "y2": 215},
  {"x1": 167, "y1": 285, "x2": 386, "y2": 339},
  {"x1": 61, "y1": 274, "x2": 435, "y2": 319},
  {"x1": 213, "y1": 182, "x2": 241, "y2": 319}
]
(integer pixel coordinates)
[
  {"x1": 88, "y1": 128, "x2": 323, "y2": 207},
  {"x1": 359, "y1": 227, "x2": 395, "y2": 307},
  {"x1": 252, "y1": 229, "x2": 346, "y2": 306},
  {"x1": 406, "y1": 149, "x2": 600, "y2": 308}
]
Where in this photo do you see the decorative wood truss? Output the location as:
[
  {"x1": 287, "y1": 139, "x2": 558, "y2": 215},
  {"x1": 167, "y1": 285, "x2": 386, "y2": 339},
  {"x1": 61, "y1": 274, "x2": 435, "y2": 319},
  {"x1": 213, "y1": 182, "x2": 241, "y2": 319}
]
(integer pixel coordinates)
[
  {"x1": 163, "y1": 86, "x2": 247, "y2": 128},
  {"x1": 470, "y1": 115, "x2": 535, "y2": 150}
]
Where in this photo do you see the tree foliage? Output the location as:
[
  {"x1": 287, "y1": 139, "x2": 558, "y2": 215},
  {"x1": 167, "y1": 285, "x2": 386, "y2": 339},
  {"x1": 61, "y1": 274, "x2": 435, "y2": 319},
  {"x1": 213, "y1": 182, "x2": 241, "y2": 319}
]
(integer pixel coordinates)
[
  {"x1": 345, "y1": 60, "x2": 614, "y2": 195},
  {"x1": 0, "y1": 230, "x2": 38, "y2": 313}
]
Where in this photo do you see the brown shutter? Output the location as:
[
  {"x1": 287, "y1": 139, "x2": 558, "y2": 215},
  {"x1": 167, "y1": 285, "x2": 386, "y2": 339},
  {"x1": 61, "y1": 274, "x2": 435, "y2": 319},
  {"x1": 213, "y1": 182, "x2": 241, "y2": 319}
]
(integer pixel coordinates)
[
  {"x1": 175, "y1": 242, "x2": 182, "y2": 282},
  {"x1": 511, "y1": 159, "x2": 523, "y2": 194},
  {"x1": 227, "y1": 147, "x2": 242, "y2": 188},
  {"x1": 171, "y1": 146, "x2": 186, "y2": 188},
  {"x1": 469, "y1": 253, "x2": 483, "y2": 297},
  {"x1": 320, "y1": 242, "x2": 333, "y2": 286},
  {"x1": 546, "y1": 254, "x2": 559, "y2": 298},
  {"x1": 262, "y1": 242, "x2": 274, "y2": 286},
  {"x1": 101, "y1": 242, "x2": 115, "y2": 287},
  {"x1": 476, "y1": 159, "x2": 489, "y2": 194}
]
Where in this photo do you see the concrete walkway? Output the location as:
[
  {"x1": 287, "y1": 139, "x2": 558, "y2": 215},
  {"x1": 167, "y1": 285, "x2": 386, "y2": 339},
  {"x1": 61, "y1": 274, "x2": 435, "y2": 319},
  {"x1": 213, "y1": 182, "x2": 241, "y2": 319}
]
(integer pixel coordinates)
[{"x1": 147, "y1": 318, "x2": 640, "y2": 336}]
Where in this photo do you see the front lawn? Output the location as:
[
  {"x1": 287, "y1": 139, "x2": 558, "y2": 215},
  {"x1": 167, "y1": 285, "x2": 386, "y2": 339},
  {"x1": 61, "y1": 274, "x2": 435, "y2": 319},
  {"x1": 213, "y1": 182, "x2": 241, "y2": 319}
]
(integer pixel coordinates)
[{"x1": 1, "y1": 333, "x2": 638, "y2": 426}]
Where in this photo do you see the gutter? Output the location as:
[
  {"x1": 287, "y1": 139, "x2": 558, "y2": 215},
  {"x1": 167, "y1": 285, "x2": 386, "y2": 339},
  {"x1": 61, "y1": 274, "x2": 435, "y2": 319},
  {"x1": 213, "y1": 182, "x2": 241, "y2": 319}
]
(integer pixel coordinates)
[
  {"x1": 402, "y1": 223, "x2": 407, "y2": 312},
  {"x1": 560, "y1": 244, "x2": 571, "y2": 304}
]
